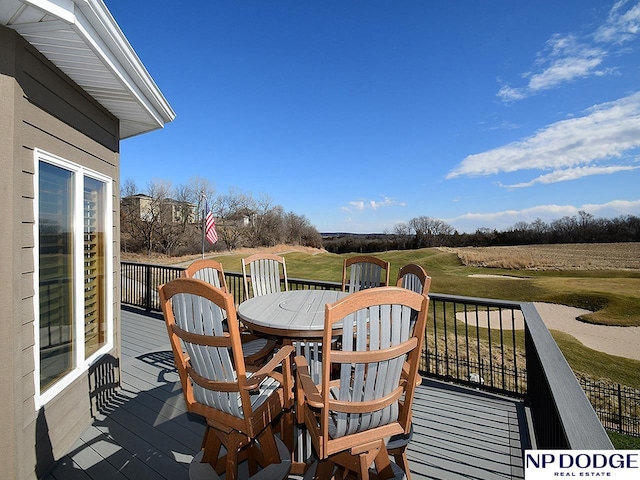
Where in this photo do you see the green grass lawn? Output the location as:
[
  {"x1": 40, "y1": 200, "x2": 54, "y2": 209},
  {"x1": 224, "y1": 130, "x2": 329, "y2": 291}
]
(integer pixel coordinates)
[
  {"x1": 210, "y1": 247, "x2": 640, "y2": 387},
  {"x1": 215, "y1": 247, "x2": 640, "y2": 326},
  {"x1": 608, "y1": 431, "x2": 640, "y2": 449},
  {"x1": 552, "y1": 331, "x2": 640, "y2": 388}
]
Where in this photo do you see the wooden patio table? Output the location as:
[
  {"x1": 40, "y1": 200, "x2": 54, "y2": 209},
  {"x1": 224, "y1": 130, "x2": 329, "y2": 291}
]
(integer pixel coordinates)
[
  {"x1": 237, "y1": 289, "x2": 348, "y2": 339},
  {"x1": 237, "y1": 289, "x2": 348, "y2": 475},
  {"x1": 237, "y1": 289, "x2": 349, "y2": 388}
]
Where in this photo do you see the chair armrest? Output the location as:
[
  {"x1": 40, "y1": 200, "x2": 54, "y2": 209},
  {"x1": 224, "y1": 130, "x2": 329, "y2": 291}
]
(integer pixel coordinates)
[
  {"x1": 293, "y1": 355, "x2": 323, "y2": 408},
  {"x1": 241, "y1": 334, "x2": 277, "y2": 365},
  {"x1": 402, "y1": 361, "x2": 422, "y2": 387},
  {"x1": 244, "y1": 345, "x2": 294, "y2": 390}
]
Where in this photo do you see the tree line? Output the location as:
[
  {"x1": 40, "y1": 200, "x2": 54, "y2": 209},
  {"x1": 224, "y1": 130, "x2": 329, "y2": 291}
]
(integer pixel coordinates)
[
  {"x1": 323, "y1": 212, "x2": 640, "y2": 254},
  {"x1": 120, "y1": 177, "x2": 322, "y2": 256}
]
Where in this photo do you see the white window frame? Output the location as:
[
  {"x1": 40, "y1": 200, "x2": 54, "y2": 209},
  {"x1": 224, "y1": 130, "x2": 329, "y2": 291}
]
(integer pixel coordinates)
[{"x1": 33, "y1": 149, "x2": 114, "y2": 408}]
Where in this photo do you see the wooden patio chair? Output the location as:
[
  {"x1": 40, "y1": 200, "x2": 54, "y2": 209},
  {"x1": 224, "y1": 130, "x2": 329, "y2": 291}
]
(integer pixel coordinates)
[
  {"x1": 341, "y1": 255, "x2": 390, "y2": 293},
  {"x1": 396, "y1": 263, "x2": 431, "y2": 296},
  {"x1": 183, "y1": 259, "x2": 276, "y2": 367},
  {"x1": 183, "y1": 258, "x2": 228, "y2": 291},
  {"x1": 388, "y1": 263, "x2": 432, "y2": 479},
  {"x1": 158, "y1": 278, "x2": 294, "y2": 480},
  {"x1": 295, "y1": 286, "x2": 429, "y2": 480},
  {"x1": 242, "y1": 253, "x2": 289, "y2": 299}
]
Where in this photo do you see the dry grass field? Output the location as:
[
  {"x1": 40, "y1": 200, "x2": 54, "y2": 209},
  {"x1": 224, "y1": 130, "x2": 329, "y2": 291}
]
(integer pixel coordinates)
[
  {"x1": 441, "y1": 243, "x2": 640, "y2": 271},
  {"x1": 121, "y1": 244, "x2": 326, "y2": 266},
  {"x1": 124, "y1": 242, "x2": 640, "y2": 271}
]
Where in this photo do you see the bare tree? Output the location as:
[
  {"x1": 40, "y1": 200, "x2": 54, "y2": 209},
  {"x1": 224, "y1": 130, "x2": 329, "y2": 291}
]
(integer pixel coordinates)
[
  {"x1": 173, "y1": 183, "x2": 195, "y2": 228},
  {"x1": 409, "y1": 216, "x2": 454, "y2": 247},
  {"x1": 550, "y1": 216, "x2": 579, "y2": 243},
  {"x1": 126, "y1": 180, "x2": 172, "y2": 255},
  {"x1": 577, "y1": 210, "x2": 596, "y2": 241},
  {"x1": 245, "y1": 194, "x2": 283, "y2": 247},
  {"x1": 187, "y1": 176, "x2": 216, "y2": 223},
  {"x1": 285, "y1": 212, "x2": 322, "y2": 247},
  {"x1": 393, "y1": 222, "x2": 412, "y2": 249},
  {"x1": 121, "y1": 178, "x2": 138, "y2": 198},
  {"x1": 156, "y1": 218, "x2": 185, "y2": 255},
  {"x1": 213, "y1": 189, "x2": 253, "y2": 250},
  {"x1": 300, "y1": 223, "x2": 323, "y2": 248},
  {"x1": 285, "y1": 212, "x2": 304, "y2": 245},
  {"x1": 530, "y1": 218, "x2": 549, "y2": 235},
  {"x1": 120, "y1": 178, "x2": 139, "y2": 252}
]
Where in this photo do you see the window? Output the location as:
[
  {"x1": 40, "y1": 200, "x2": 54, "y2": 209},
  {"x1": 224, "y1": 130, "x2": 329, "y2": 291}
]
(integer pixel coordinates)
[
  {"x1": 38, "y1": 161, "x2": 74, "y2": 390},
  {"x1": 84, "y1": 177, "x2": 107, "y2": 358},
  {"x1": 34, "y1": 150, "x2": 113, "y2": 406}
]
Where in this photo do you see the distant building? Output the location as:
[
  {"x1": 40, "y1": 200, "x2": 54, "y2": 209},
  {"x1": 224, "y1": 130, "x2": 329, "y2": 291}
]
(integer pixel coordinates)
[
  {"x1": 162, "y1": 198, "x2": 198, "y2": 224},
  {"x1": 227, "y1": 207, "x2": 256, "y2": 228},
  {"x1": 121, "y1": 194, "x2": 197, "y2": 224},
  {"x1": 121, "y1": 194, "x2": 154, "y2": 221}
]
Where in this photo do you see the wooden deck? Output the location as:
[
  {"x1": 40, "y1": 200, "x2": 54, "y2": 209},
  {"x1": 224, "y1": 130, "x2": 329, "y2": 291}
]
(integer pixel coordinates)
[{"x1": 45, "y1": 306, "x2": 530, "y2": 480}]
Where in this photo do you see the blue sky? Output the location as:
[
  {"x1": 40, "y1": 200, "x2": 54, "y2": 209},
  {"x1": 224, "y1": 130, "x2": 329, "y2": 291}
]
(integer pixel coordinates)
[{"x1": 109, "y1": 0, "x2": 640, "y2": 234}]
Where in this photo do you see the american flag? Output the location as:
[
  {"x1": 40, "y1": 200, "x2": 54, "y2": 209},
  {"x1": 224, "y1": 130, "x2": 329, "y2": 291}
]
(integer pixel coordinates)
[{"x1": 205, "y1": 207, "x2": 218, "y2": 245}]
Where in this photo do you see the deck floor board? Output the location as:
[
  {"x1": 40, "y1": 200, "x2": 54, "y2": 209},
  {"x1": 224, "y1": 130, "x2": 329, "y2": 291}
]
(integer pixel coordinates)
[{"x1": 46, "y1": 306, "x2": 529, "y2": 480}]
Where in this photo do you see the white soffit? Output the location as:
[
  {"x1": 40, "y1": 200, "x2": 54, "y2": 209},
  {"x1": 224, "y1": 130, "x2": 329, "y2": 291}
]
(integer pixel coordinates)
[{"x1": 0, "y1": 0, "x2": 175, "y2": 139}]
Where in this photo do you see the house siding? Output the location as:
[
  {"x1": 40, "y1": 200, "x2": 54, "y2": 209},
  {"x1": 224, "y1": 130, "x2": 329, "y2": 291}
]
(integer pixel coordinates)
[{"x1": 0, "y1": 25, "x2": 121, "y2": 480}]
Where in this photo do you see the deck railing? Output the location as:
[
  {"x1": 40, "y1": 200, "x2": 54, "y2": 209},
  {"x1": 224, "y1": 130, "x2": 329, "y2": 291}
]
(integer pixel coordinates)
[
  {"x1": 120, "y1": 261, "x2": 614, "y2": 449},
  {"x1": 579, "y1": 377, "x2": 640, "y2": 437}
]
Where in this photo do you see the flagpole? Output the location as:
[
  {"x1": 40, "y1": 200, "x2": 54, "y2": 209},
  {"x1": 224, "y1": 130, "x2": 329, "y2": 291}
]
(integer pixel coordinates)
[{"x1": 201, "y1": 194, "x2": 206, "y2": 259}]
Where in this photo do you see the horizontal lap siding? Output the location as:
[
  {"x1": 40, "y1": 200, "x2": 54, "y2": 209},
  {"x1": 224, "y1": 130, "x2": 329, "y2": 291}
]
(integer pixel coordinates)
[
  {"x1": 0, "y1": 51, "x2": 20, "y2": 480},
  {"x1": 17, "y1": 39, "x2": 118, "y2": 153},
  {"x1": 0, "y1": 25, "x2": 121, "y2": 480}
]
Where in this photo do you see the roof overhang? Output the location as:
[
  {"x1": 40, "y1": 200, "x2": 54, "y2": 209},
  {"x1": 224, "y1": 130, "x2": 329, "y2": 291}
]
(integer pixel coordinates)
[{"x1": 0, "y1": 0, "x2": 175, "y2": 139}]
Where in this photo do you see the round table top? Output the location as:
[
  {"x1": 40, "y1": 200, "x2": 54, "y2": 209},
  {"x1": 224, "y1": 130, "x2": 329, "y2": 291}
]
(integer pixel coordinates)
[{"x1": 237, "y1": 289, "x2": 348, "y2": 339}]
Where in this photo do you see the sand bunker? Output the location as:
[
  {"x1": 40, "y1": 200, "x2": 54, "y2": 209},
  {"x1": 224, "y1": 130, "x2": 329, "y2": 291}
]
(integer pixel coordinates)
[{"x1": 456, "y1": 302, "x2": 640, "y2": 362}]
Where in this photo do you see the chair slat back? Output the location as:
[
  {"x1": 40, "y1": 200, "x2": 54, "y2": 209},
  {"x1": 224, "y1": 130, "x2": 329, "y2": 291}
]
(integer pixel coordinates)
[
  {"x1": 242, "y1": 254, "x2": 288, "y2": 299},
  {"x1": 159, "y1": 278, "x2": 249, "y2": 418},
  {"x1": 173, "y1": 292, "x2": 242, "y2": 416},
  {"x1": 192, "y1": 268, "x2": 223, "y2": 288},
  {"x1": 321, "y1": 287, "x2": 428, "y2": 440},
  {"x1": 399, "y1": 273, "x2": 422, "y2": 294},
  {"x1": 396, "y1": 263, "x2": 431, "y2": 296},
  {"x1": 342, "y1": 255, "x2": 390, "y2": 293},
  {"x1": 183, "y1": 259, "x2": 228, "y2": 292}
]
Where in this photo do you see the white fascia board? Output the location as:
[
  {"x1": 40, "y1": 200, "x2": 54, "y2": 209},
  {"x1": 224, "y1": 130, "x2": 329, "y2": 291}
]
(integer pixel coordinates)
[
  {"x1": 76, "y1": 0, "x2": 175, "y2": 125},
  {"x1": 24, "y1": 0, "x2": 76, "y2": 23},
  {"x1": 23, "y1": 0, "x2": 175, "y2": 135},
  {"x1": 72, "y1": 5, "x2": 175, "y2": 130}
]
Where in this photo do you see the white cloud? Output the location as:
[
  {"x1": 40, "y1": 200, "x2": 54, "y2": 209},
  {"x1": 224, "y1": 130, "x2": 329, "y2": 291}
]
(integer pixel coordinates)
[
  {"x1": 595, "y1": 0, "x2": 640, "y2": 43},
  {"x1": 527, "y1": 49, "x2": 605, "y2": 92},
  {"x1": 582, "y1": 198, "x2": 640, "y2": 216},
  {"x1": 500, "y1": 165, "x2": 639, "y2": 188},
  {"x1": 447, "y1": 92, "x2": 640, "y2": 178},
  {"x1": 344, "y1": 196, "x2": 405, "y2": 212},
  {"x1": 370, "y1": 197, "x2": 405, "y2": 210},
  {"x1": 497, "y1": 85, "x2": 526, "y2": 103},
  {"x1": 487, "y1": 119, "x2": 521, "y2": 131},
  {"x1": 448, "y1": 199, "x2": 640, "y2": 233},
  {"x1": 497, "y1": 1, "x2": 640, "y2": 101}
]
